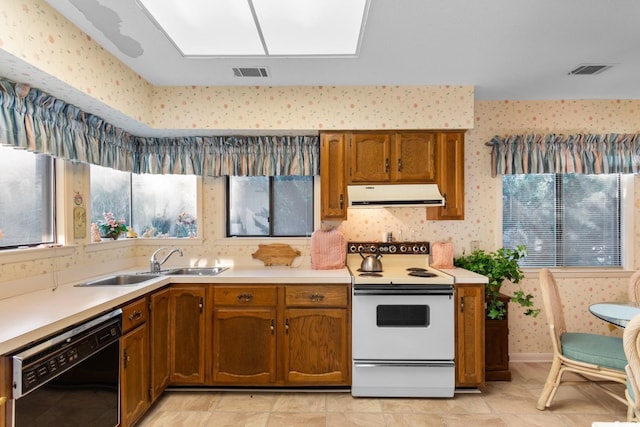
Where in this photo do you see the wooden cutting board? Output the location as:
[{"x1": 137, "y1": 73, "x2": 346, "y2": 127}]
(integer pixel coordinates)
[{"x1": 252, "y1": 244, "x2": 301, "y2": 266}]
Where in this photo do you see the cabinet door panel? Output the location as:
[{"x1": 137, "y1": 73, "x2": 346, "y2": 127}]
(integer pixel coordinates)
[
  {"x1": 348, "y1": 133, "x2": 392, "y2": 183},
  {"x1": 455, "y1": 284, "x2": 485, "y2": 388},
  {"x1": 212, "y1": 308, "x2": 277, "y2": 384},
  {"x1": 428, "y1": 132, "x2": 465, "y2": 220},
  {"x1": 121, "y1": 324, "x2": 149, "y2": 427},
  {"x1": 320, "y1": 133, "x2": 347, "y2": 219},
  {"x1": 170, "y1": 286, "x2": 206, "y2": 384},
  {"x1": 150, "y1": 288, "x2": 170, "y2": 401},
  {"x1": 393, "y1": 132, "x2": 437, "y2": 183},
  {"x1": 0, "y1": 357, "x2": 9, "y2": 427},
  {"x1": 284, "y1": 308, "x2": 349, "y2": 384}
]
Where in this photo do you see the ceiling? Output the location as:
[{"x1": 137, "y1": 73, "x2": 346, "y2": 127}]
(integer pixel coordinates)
[{"x1": 3, "y1": 0, "x2": 640, "y2": 136}]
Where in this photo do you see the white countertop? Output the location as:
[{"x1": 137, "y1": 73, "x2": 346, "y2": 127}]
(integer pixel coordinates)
[
  {"x1": 0, "y1": 265, "x2": 485, "y2": 355},
  {"x1": 439, "y1": 267, "x2": 489, "y2": 284},
  {"x1": 0, "y1": 266, "x2": 352, "y2": 355}
]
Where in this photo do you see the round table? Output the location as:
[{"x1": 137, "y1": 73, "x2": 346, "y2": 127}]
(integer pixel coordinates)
[{"x1": 589, "y1": 302, "x2": 640, "y2": 328}]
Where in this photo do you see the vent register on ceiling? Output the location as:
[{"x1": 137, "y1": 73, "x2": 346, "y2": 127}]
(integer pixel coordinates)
[{"x1": 0, "y1": 78, "x2": 318, "y2": 177}]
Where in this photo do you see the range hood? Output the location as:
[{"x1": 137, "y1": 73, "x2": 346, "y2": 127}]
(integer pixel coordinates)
[{"x1": 347, "y1": 184, "x2": 445, "y2": 208}]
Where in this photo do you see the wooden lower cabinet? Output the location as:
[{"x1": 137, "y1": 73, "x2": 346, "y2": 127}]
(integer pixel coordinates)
[
  {"x1": 149, "y1": 288, "x2": 170, "y2": 401},
  {"x1": 211, "y1": 284, "x2": 350, "y2": 387},
  {"x1": 283, "y1": 307, "x2": 349, "y2": 384},
  {"x1": 212, "y1": 307, "x2": 277, "y2": 384},
  {"x1": 120, "y1": 297, "x2": 150, "y2": 427},
  {"x1": 121, "y1": 323, "x2": 149, "y2": 427},
  {"x1": 0, "y1": 356, "x2": 9, "y2": 427},
  {"x1": 454, "y1": 283, "x2": 485, "y2": 388},
  {"x1": 169, "y1": 285, "x2": 207, "y2": 384}
]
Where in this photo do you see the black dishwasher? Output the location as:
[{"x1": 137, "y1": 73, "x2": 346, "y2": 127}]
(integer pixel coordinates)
[{"x1": 10, "y1": 308, "x2": 122, "y2": 427}]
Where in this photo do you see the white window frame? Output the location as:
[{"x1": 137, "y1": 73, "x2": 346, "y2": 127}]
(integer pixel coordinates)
[{"x1": 497, "y1": 174, "x2": 634, "y2": 276}]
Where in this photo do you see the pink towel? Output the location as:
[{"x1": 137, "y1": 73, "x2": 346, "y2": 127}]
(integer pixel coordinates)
[
  {"x1": 431, "y1": 242, "x2": 455, "y2": 269},
  {"x1": 311, "y1": 228, "x2": 346, "y2": 270}
]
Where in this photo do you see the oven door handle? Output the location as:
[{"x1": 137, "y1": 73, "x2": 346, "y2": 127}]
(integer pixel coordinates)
[
  {"x1": 354, "y1": 361, "x2": 455, "y2": 368},
  {"x1": 353, "y1": 288, "x2": 453, "y2": 296}
]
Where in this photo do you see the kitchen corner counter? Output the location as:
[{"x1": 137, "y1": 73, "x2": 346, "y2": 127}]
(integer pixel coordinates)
[
  {"x1": 440, "y1": 267, "x2": 489, "y2": 284},
  {"x1": 0, "y1": 266, "x2": 351, "y2": 355}
]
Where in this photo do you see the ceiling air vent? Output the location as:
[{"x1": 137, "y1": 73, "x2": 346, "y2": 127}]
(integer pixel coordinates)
[
  {"x1": 232, "y1": 67, "x2": 270, "y2": 78},
  {"x1": 568, "y1": 64, "x2": 612, "y2": 75}
]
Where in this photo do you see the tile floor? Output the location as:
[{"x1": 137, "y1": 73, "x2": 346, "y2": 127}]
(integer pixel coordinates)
[{"x1": 138, "y1": 362, "x2": 630, "y2": 427}]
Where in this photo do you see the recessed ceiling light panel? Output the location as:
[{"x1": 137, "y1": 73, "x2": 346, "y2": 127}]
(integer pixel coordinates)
[
  {"x1": 137, "y1": 0, "x2": 368, "y2": 57},
  {"x1": 253, "y1": 0, "x2": 367, "y2": 55}
]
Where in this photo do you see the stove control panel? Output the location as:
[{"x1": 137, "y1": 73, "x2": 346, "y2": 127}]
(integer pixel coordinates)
[{"x1": 347, "y1": 242, "x2": 430, "y2": 255}]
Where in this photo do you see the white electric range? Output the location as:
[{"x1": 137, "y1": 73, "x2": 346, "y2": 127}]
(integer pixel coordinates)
[{"x1": 347, "y1": 241, "x2": 455, "y2": 398}]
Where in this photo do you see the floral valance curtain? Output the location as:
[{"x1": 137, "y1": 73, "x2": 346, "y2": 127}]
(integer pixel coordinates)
[
  {"x1": 487, "y1": 133, "x2": 640, "y2": 176},
  {"x1": 0, "y1": 77, "x2": 318, "y2": 176}
]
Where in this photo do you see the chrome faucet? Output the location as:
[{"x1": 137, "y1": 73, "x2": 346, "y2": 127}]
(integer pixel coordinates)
[{"x1": 150, "y1": 247, "x2": 183, "y2": 273}]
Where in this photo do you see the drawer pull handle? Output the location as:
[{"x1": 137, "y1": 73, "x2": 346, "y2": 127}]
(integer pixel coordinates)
[
  {"x1": 309, "y1": 293, "x2": 325, "y2": 302},
  {"x1": 237, "y1": 293, "x2": 254, "y2": 302},
  {"x1": 270, "y1": 319, "x2": 275, "y2": 335},
  {"x1": 128, "y1": 310, "x2": 142, "y2": 322}
]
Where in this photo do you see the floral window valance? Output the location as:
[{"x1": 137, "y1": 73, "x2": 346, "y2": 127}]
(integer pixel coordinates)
[
  {"x1": 0, "y1": 77, "x2": 318, "y2": 176},
  {"x1": 487, "y1": 133, "x2": 640, "y2": 176}
]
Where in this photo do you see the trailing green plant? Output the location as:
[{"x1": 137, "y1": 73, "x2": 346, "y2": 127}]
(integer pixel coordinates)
[{"x1": 454, "y1": 245, "x2": 540, "y2": 320}]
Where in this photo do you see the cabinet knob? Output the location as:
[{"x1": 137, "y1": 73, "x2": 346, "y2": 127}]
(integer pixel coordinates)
[
  {"x1": 385, "y1": 158, "x2": 389, "y2": 172},
  {"x1": 237, "y1": 293, "x2": 253, "y2": 302},
  {"x1": 270, "y1": 319, "x2": 275, "y2": 335},
  {"x1": 309, "y1": 293, "x2": 325, "y2": 302},
  {"x1": 0, "y1": 396, "x2": 6, "y2": 406},
  {"x1": 398, "y1": 158, "x2": 402, "y2": 172},
  {"x1": 339, "y1": 194, "x2": 344, "y2": 209},
  {"x1": 128, "y1": 310, "x2": 142, "y2": 322}
]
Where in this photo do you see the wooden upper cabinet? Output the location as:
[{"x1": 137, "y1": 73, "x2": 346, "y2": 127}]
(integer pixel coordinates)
[
  {"x1": 428, "y1": 131, "x2": 465, "y2": 220},
  {"x1": 320, "y1": 133, "x2": 347, "y2": 220},
  {"x1": 392, "y1": 132, "x2": 437, "y2": 183},
  {"x1": 347, "y1": 131, "x2": 437, "y2": 184},
  {"x1": 348, "y1": 132, "x2": 392, "y2": 183}
]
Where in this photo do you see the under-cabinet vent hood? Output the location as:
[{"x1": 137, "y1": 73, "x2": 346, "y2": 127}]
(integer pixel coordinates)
[{"x1": 347, "y1": 184, "x2": 445, "y2": 208}]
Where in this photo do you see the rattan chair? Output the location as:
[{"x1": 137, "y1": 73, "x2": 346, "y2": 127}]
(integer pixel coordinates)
[
  {"x1": 628, "y1": 270, "x2": 640, "y2": 302},
  {"x1": 623, "y1": 313, "x2": 640, "y2": 421},
  {"x1": 537, "y1": 268, "x2": 628, "y2": 411}
]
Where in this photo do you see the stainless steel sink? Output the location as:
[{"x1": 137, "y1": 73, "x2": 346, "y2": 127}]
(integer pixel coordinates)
[
  {"x1": 162, "y1": 267, "x2": 228, "y2": 276},
  {"x1": 75, "y1": 274, "x2": 160, "y2": 287}
]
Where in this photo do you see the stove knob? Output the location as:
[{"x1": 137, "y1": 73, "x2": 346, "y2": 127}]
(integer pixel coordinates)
[
  {"x1": 369, "y1": 245, "x2": 377, "y2": 253},
  {"x1": 420, "y1": 245, "x2": 428, "y2": 253},
  {"x1": 349, "y1": 245, "x2": 357, "y2": 253},
  {"x1": 400, "y1": 245, "x2": 407, "y2": 252},
  {"x1": 388, "y1": 245, "x2": 397, "y2": 253},
  {"x1": 412, "y1": 245, "x2": 419, "y2": 253},
  {"x1": 357, "y1": 245, "x2": 364, "y2": 253}
]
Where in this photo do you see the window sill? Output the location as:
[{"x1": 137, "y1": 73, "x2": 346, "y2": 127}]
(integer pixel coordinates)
[
  {"x1": 0, "y1": 245, "x2": 76, "y2": 263},
  {"x1": 522, "y1": 267, "x2": 632, "y2": 279}
]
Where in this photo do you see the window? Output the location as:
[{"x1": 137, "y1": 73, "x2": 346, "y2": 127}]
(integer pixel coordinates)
[
  {"x1": 91, "y1": 165, "x2": 197, "y2": 238},
  {"x1": 503, "y1": 174, "x2": 621, "y2": 267},
  {"x1": 227, "y1": 176, "x2": 313, "y2": 237},
  {"x1": 0, "y1": 146, "x2": 55, "y2": 248}
]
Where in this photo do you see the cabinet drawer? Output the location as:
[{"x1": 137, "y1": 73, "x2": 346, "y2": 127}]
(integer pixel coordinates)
[
  {"x1": 285, "y1": 285, "x2": 348, "y2": 307},
  {"x1": 214, "y1": 286, "x2": 277, "y2": 306},
  {"x1": 122, "y1": 297, "x2": 147, "y2": 333}
]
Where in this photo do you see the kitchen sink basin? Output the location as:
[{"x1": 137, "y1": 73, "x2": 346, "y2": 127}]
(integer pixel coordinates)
[
  {"x1": 75, "y1": 274, "x2": 160, "y2": 287},
  {"x1": 162, "y1": 267, "x2": 228, "y2": 276}
]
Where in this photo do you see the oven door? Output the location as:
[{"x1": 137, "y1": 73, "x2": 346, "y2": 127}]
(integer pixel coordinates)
[{"x1": 352, "y1": 285, "x2": 454, "y2": 361}]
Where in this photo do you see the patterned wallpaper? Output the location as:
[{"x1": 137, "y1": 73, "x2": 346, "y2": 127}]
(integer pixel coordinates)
[{"x1": 1, "y1": 0, "x2": 639, "y2": 357}]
